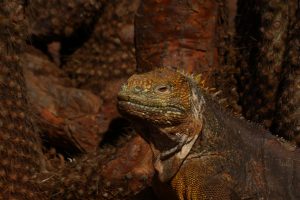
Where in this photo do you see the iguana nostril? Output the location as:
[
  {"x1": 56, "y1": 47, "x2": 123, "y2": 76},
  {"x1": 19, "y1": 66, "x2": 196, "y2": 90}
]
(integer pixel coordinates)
[{"x1": 121, "y1": 84, "x2": 127, "y2": 91}]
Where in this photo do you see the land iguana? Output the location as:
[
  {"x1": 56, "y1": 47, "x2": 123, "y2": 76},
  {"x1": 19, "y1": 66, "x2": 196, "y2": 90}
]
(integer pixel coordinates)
[{"x1": 117, "y1": 67, "x2": 300, "y2": 200}]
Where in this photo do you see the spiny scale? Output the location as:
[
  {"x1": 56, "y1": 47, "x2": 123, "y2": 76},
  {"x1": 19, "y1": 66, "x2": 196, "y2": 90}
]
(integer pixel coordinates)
[{"x1": 176, "y1": 68, "x2": 231, "y2": 110}]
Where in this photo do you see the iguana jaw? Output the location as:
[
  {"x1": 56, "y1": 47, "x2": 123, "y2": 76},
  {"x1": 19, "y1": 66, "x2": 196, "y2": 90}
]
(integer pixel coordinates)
[{"x1": 118, "y1": 93, "x2": 187, "y2": 126}]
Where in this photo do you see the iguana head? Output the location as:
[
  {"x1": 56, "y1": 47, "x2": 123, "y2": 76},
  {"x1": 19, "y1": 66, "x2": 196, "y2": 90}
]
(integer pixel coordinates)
[{"x1": 118, "y1": 67, "x2": 205, "y2": 182}]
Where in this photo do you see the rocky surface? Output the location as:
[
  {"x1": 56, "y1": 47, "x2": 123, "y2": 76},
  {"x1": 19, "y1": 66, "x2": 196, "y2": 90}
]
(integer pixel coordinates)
[{"x1": 22, "y1": 47, "x2": 104, "y2": 154}]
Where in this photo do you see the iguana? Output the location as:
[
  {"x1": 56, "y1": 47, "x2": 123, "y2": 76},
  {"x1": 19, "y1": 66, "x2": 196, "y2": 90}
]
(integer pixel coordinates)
[{"x1": 117, "y1": 67, "x2": 300, "y2": 200}]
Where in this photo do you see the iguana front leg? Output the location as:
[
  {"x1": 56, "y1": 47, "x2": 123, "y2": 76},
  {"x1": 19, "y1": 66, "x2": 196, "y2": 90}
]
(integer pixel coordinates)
[{"x1": 168, "y1": 156, "x2": 238, "y2": 200}]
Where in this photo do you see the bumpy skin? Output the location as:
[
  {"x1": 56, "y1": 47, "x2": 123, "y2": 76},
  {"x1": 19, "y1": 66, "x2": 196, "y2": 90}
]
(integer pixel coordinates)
[
  {"x1": 0, "y1": 1, "x2": 45, "y2": 199},
  {"x1": 118, "y1": 67, "x2": 300, "y2": 200}
]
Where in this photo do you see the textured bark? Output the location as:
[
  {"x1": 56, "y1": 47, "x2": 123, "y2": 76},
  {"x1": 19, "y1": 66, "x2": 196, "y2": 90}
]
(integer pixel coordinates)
[
  {"x1": 236, "y1": 0, "x2": 289, "y2": 128},
  {"x1": 63, "y1": 0, "x2": 139, "y2": 91},
  {"x1": 63, "y1": 0, "x2": 140, "y2": 140},
  {"x1": 135, "y1": 0, "x2": 241, "y2": 113},
  {"x1": 272, "y1": 2, "x2": 300, "y2": 146},
  {"x1": 0, "y1": 0, "x2": 45, "y2": 199},
  {"x1": 28, "y1": 0, "x2": 106, "y2": 39},
  {"x1": 135, "y1": 0, "x2": 218, "y2": 73}
]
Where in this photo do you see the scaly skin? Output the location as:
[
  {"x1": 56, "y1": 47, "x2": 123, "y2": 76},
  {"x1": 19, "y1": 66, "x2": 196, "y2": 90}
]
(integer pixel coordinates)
[{"x1": 118, "y1": 67, "x2": 300, "y2": 200}]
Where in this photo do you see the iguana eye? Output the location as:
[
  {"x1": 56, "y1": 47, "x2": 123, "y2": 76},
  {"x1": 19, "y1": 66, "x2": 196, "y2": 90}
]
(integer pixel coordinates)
[{"x1": 154, "y1": 84, "x2": 171, "y2": 94}]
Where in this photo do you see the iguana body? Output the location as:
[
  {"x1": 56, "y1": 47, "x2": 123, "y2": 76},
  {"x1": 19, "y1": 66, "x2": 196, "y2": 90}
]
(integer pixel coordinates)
[{"x1": 118, "y1": 67, "x2": 300, "y2": 200}]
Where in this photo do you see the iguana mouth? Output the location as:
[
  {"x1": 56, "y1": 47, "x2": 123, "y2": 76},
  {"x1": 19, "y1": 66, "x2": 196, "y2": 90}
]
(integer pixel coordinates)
[
  {"x1": 117, "y1": 94, "x2": 185, "y2": 115},
  {"x1": 119, "y1": 100, "x2": 183, "y2": 113}
]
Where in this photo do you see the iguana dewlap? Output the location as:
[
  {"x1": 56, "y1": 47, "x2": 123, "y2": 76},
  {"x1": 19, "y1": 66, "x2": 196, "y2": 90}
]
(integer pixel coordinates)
[{"x1": 117, "y1": 67, "x2": 300, "y2": 200}]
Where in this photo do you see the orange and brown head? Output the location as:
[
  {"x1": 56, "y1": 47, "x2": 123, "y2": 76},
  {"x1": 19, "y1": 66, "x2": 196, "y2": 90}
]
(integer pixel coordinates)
[
  {"x1": 118, "y1": 67, "x2": 206, "y2": 182},
  {"x1": 118, "y1": 67, "x2": 195, "y2": 125}
]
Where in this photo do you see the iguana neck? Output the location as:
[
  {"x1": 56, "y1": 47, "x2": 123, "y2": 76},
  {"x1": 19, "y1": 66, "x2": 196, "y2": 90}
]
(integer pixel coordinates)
[
  {"x1": 136, "y1": 115, "x2": 202, "y2": 182},
  {"x1": 139, "y1": 82, "x2": 205, "y2": 182}
]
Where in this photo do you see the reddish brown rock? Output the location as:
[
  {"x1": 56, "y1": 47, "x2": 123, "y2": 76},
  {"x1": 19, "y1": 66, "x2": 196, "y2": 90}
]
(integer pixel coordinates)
[
  {"x1": 38, "y1": 135, "x2": 155, "y2": 199},
  {"x1": 101, "y1": 135, "x2": 154, "y2": 198},
  {"x1": 22, "y1": 48, "x2": 104, "y2": 153}
]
